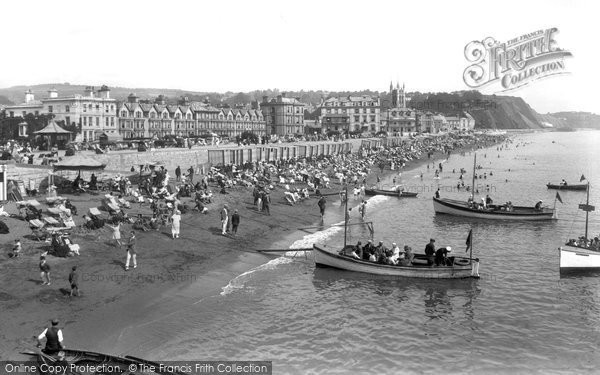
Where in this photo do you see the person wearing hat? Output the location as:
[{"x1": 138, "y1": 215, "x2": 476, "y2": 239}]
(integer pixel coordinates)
[
  {"x1": 435, "y1": 246, "x2": 452, "y2": 266},
  {"x1": 534, "y1": 200, "x2": 543, "y2": 211},
  {"x1": 220, "y1": 205, "x2": 229, "y2": 235},
  {"x1": 390, "y1": 243, "x2": 401, "y2": 264},
  {"x1": 39, "y1": 256, "x2": 51, "y2": 285},
  {"x1": 425, "y1": 239, "x2": 436, "y2": 266},
  {"x1": 36, "y1": 319, "x2": 64, "y2": 354},
  {"x1": 171, "y1": 210, "x2": 181, "y2": 239},
  {"x1": 125, "y1": 231, "x2": 137, "y2": 271},
  {"x1": 400, "y1": 246, "x2": 414, "y2": 266}
]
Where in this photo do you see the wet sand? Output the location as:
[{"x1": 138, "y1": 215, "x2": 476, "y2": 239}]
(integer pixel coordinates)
[{"x1": 0, "y1": 139, "x2": 500, "y2": 360}]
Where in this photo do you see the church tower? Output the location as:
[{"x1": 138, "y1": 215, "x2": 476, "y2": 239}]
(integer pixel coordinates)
[{"x1": 399, "y1": 82, "x2": 406, "y2": 108}]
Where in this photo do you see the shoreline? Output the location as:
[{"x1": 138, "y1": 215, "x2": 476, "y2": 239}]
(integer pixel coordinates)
[{"x1": 0, "y1": 134, "x2": 509, "y2": 360}]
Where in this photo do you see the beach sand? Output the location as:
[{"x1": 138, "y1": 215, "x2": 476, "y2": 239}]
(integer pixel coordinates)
[{"x1": 0, "y1": 139, "x2": 495, "y2": 360}]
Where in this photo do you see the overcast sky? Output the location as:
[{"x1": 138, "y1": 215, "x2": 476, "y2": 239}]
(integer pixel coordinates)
[{"x1": 1, "y1": 0, "x2": 598, "y2": 113}]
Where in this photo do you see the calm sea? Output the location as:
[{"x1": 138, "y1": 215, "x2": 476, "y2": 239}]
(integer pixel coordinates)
[{"x1": 107, "y1": 130, "x2": 600, "y2": 374}]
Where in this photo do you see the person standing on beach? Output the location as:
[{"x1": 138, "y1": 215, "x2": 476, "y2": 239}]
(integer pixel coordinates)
[
  {"x1": 108, "y1": 222, "x2": 122, "y2": 247},
  {"x1": 231, "y1": 209, "x2": 240, "y2": 235},
  {"x1": 318, "y1": 196, "x2": 327, "y2": 220},
  {"x1": 125, "y1": 231, "x2": 137, "y2": 271},
  {"x1": 68, "y1": 266, "x2": 79, "y2": 297},
  {"x1": 221, "y1": 205, "x2": 229, "y2": 235},
  {"x1": 188, "y1": 166, "x2": 195, "y2": 183},
  {"x1": 171, "y1": 210, "x2": 181, "y2": 239},
  {"x1": 39, "y1": 256, "x2": 51, "y2": 285},
  {"x1": 263, "y1": 193, "x2": 271, "y2": 215},
  {"x1": 175, "y1": 165, "x2": 181, "y2": 182}
]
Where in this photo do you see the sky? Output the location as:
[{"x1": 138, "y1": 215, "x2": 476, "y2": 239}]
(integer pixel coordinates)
[{"x1": 1, "y1": 0, "x2": 598, "y2": 114}]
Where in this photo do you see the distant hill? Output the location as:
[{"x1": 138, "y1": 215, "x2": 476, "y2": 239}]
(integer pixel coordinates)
[
  {"x1": 543, "y1": 111, "x2": 600, "y2": 129},
  {"x1": 1, "y1": 83, "x2": 595, "y2": 130}
]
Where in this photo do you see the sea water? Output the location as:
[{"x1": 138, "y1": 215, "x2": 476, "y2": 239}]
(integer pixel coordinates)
[{"x1": 109, "y1": 131, "x2": 600, "y2": 374}]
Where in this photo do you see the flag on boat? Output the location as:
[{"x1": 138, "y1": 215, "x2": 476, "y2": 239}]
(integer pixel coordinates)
[
  {"x1": 580, "y1": 174, "x2": 586, "y2": 182},
  {"x1": 555, "y1": 192, "x2": 563, "y2": 204},
  {"x1": 465, "y1": 229, "x2": 472, "y2": 253}
]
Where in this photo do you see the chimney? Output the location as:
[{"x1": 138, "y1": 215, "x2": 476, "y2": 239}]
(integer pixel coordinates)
[
  {"x1": 98, "y1": 85, "x2": 110, "y2": 99},
  {"x1": 48, "y1": 88, "x2": 58, "y2": 99},
  {"x1": 25, "y1": 89, "x2": 35, "y2": 103},
  {"x1": 128, "y1": 93, "x2": 139, "y2": 103},
  {"x1": 84, "y1": 86, "x2": 95, "y2": 98}
]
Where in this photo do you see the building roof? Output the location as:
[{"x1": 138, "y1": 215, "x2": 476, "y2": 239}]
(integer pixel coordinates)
[{"x1": 34, "y1": 121, "x2": 71, "y2": 134}]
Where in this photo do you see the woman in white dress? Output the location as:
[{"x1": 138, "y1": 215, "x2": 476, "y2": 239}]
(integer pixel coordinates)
[{"x1": 171, "y1": 210, "x2": 181, "y2": 239}]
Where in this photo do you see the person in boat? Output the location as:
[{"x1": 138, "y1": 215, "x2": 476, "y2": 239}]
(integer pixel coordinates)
[
  {"x1": 36, "y1": 319, "x2": 64, "y2": 355},
  {"x1": 363, "y1": 240, "x2": 374, "y2": 260},
  {"x1": 485, "y1": 194, "x2": 493, "y2": 206},
  {"x1": 374, "y1": 241, "x2": 386, "y2": 264},
  {"x1": 534, "y1": 200, "x2": 543, "y2": 211},
  {"x1": 467, "y1": 195, "x2": 474, "y2": 208},
  {"x1": 561, "y1": 179, "x2": 567, "y2": 186},
  {"x1": 354, "y1": 241, "x2": 363, "y2": 259},
  {"x1": 435, "y1": 246, "x2": 452, "y2": 266},
  {"x1": 340, "y1": 245, "x2": 360, "y2": 259},
  {"x1": 389, "y1": 243, "x2": 401, "y2": 264},
  {"x1": 400, "y1": 246, "x2": 414, "y2": 266},
  {"x1": 425, "y1": 238, "x2": 436, "y2": 266},
  {"x1": 592, "y1": 237, "x2": 600, "y2": 250},
  {"x1": 435, "y1": 189, "x2": 440, "y2": 199}
]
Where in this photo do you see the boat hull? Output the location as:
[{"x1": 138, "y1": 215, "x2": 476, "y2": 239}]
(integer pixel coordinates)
[
  {"x1": 433, "y1": 197, "x2": 555, "y2": 221},
  {"x1": 559, "y1": 245, "x2": 600, "y2": 270},
  {"x1": 31, "y1": 348, "x2": 179, "y2": 375},
  {"x1": 547, "y1": 184, "x2": 587, "y2": 191},
  {"x1": 364, "y1": 189, "x2": 418, "y2": 197},
  {"x1": 313, "y1": 245, "x2": 479, "y2": 279}
]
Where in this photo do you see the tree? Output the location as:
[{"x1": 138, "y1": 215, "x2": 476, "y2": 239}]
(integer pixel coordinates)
[{"x1": 240, "y1": 131, "x2": 259, "y2": 144}]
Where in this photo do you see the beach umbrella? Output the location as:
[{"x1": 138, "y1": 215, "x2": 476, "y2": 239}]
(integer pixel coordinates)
[{"x1": 53, "y1": 155, "x2": 106, "y2": 172}]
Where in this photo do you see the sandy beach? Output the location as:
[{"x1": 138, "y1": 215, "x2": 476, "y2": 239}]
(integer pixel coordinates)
[{"x1": 0, "y1": 137, "x2": 500, "y2": 360}]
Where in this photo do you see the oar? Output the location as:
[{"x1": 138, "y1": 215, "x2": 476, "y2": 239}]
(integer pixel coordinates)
[{"x1": 255, "y1": 247, "x2": 312, "y2": 253}]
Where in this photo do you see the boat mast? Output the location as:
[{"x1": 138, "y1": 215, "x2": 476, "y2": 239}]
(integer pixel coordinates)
[
  {"x1": 585, "y1": 182, "x2": 590, "y2": 241},
  {"x1": 344, "y1": 184, "x2": 348, "y2": 248},
  {"x1": 471, "y1": 153, "x2": 476, "y2": 198}
]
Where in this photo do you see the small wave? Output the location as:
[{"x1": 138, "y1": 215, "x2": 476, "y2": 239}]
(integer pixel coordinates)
[{"x1": 220, "y1": 257, "x2": 293, "y2": 296}]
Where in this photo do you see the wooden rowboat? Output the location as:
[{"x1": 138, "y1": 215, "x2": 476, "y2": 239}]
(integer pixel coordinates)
[
  {"x1": 23, "y1": 348, "x2": 183, "y2": 375},
  {"x1": 433, "y1": 197, "x2": 555, "y2": 220},
  {"x1": 364, "y1": 188, "x2": 418, "y2": 197},
  {"x1": 313, "y1": 245, "x2": 479, "y2": 279},
  {"x1": 546, "y1": 183, "x2": 588, "y2": 191}
]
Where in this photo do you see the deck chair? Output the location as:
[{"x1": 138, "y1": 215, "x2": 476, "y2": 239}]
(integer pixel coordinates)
[
  {"x1": 47, "y1": 207, "x2": 63, "y2": 216},
  {"x1": 46, "y1": 196, "x2": 66, "y2": 206},
  {"x1": 29, "y1": 219, "x2": 48, "y2": 242},
  {"x1": 89, "y1": 207, "x2": 103, "y2": 217},
  {"x1": 43, "y1": 216, "x2": 60, "y2": 226}
]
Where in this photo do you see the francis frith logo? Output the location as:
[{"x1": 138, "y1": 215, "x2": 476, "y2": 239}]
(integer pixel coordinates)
[{"x1": 463, "y1": 28, "x2": 572, "y2": 92}]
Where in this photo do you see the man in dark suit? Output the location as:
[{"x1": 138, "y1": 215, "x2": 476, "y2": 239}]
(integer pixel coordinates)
[{"x1": 425, "y1": 238, "x2": 436, "y2": 266}]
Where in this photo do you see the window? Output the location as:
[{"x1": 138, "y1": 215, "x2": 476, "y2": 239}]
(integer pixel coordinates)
[
  {"x1": 22, "y1": 111, "x2": 26, "y2": 117},
  {"x1": 83, "y1": 117, "x2": 87, "y2": 126},
  {"x1": 111, "y1": 117, "x2": 114, "y2": 126},
  {"x1": 121, "y1": 111, "x2": 127, "y2": 117},
  {"x1": 96, "y1": 105, "x2": 100, "y2": 111},
  {"x1": 9, "y1": 111, "x2": 14, "y2": 117},
  {"x1": 35, "y1": 111, "x2": 39, "y2": 116},
  {"x1": 150, "y1": 112, "x2": 155, "y2": 119},
  {"x1": 83, "y1": 105, "x2": 87, "y2": 113},
  {"x1": 105, "y1": 118, "x2": 109, "y2": 127},
  {"x1": 66, "y1": 105, "x2": 70, "y2": 113},
  {"x1": 66, "y1": 116, "x2": 70, "y2": 125},
  {"x1": 48, "y1": 106, "x2": 53, "y2": 113},
  {"x1": 354, "y1": 108, "x2": 359, "y2": 114},
  {"x1": 354, "y1": 115, "x2": 359, "y2": 122}
]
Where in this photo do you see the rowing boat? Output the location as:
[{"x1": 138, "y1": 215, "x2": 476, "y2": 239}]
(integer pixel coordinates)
[
  {"x1": 546, "y1": 183, "x2": 588, "y2": 191},
  {"x1": 23, "y1": 348, "x2": 183, "y2": 375},
  {"x1": 312, "y1": 245, "x2": 479, "y2": 279},
  {"x1": 364, "y1": 189, "x2": 418, "y2": 197},
  {"x1": 433, "y1": 197, "x2": 555, "y2": 220}
]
